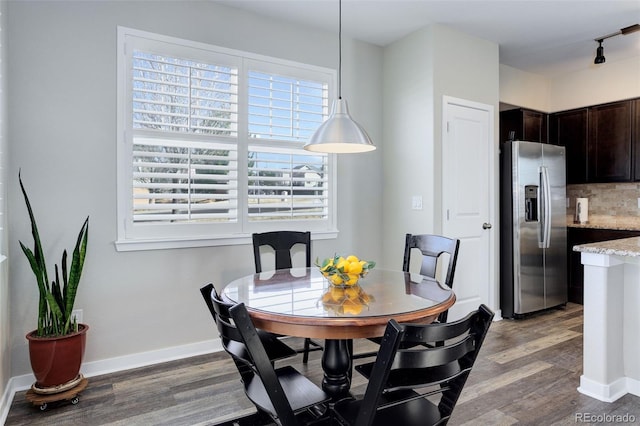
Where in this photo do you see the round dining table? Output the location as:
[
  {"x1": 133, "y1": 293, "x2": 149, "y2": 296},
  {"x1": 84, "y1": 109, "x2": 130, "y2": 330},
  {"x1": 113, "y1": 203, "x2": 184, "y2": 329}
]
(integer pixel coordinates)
[{"x1": 222, "y1": 267, "x2": 455, "y2": 397}]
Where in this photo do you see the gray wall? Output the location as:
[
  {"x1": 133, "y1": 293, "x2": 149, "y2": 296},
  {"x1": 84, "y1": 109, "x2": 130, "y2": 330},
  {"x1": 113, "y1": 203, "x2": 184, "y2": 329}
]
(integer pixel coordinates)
[
  {"x1": 6, "y1": 0, "x2": 383, "y2": 380},
  {"x1": 1, "y1": 0, "x2": 10, "y2": 409},
  {"x1": 381, "y1": 25, "x2": 500, "y2": 263}
]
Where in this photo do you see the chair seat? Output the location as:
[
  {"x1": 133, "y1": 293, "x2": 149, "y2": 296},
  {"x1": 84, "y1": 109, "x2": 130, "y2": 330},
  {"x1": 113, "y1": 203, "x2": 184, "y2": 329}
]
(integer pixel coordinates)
[
  {"x1": 332, "y1": 391, "x2": 445, "y2": 426},
  {"x1": 224, "y1": 329, "x2": 297, "y2": 363},
  {"x1": 244, "y1": 365, "x2": 330, "y2": 415}
]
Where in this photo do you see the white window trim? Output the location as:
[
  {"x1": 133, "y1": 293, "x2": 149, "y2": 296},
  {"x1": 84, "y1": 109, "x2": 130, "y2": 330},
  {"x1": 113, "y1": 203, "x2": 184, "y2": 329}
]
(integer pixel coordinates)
[{"x1": 115, "y1": 27, "x2": 338, "y2": 251}]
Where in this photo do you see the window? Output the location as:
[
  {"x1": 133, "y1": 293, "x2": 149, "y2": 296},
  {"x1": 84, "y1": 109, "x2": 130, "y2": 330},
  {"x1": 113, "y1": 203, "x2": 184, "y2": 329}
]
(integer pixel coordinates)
[{"x1": 116, "y1": 27, "x2": 336, "y2": 251}]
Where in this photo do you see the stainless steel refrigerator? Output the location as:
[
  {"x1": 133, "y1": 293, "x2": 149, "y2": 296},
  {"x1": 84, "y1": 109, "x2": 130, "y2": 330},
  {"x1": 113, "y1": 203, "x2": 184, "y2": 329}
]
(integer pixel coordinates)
[{"x1": 500, "y1": 140, "x2": 567, "y2": 318}]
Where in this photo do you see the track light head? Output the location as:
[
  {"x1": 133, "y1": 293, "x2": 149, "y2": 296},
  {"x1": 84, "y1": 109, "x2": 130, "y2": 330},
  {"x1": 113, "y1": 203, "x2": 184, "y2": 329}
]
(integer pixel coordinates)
[{"x1": 594, "y1": 40, "x2": 605, "y2": 64}]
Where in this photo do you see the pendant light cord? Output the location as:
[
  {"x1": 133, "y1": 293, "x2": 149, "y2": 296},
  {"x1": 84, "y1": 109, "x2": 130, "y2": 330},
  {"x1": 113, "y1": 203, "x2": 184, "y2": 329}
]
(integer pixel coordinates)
[{"x1": 338, "y1": 0, "x2": 342, "y2": 100}]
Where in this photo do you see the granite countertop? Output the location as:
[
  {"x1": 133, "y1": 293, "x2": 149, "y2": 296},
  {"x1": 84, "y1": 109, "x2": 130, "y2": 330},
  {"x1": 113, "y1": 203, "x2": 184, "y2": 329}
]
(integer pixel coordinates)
[
  {"x1": 573, "y1": 236, "x2": 640, "y2": 257},
  {"x1": 566, "y1": 214, "x2": 640, "y2": 231}
]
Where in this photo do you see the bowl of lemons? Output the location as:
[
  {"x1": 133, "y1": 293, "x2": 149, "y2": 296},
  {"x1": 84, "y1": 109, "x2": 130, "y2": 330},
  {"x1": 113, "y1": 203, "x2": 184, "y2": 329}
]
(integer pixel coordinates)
[{"x1": 316, "y1": 254, "x2": 376, "y2": 287}]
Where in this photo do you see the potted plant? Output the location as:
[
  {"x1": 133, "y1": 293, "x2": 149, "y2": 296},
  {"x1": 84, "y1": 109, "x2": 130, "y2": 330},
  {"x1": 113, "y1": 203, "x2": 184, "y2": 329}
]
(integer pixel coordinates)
[{"x1": 19, "y1": 172, "x2": 89, "y2": 393}]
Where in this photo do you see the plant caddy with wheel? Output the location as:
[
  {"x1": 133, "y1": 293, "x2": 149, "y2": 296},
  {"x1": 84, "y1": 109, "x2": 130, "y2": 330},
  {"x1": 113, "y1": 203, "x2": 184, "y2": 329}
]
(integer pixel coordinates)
[{"x1": 18, "y1": 172, "x2": 89, "y2": 408}]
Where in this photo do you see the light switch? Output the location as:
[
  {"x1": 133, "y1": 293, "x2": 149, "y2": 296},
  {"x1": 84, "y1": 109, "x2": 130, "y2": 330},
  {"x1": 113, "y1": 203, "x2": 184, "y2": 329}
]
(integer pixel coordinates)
[
  {"x1": 637, "y1": 198, "x2": 640, "y2": 209},
  {"x1": 412, "y1": 195, "x2": 423, "y2": 210}
]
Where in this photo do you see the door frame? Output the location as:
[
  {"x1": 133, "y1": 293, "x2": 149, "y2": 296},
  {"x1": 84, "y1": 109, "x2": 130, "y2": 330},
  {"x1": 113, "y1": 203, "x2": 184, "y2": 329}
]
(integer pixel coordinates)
[{"x1": 441, "y1": 95, "x2": 500, "y2": 320}]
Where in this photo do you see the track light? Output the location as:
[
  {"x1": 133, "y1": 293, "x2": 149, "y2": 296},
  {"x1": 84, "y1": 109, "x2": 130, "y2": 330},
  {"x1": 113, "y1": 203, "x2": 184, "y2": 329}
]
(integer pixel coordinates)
[
  {"x1": 593, "y1": 23, "x2": 640, "y2": 65},
  {"x1": 594, "y1": 40, "x2": 605, "y2": 64}
]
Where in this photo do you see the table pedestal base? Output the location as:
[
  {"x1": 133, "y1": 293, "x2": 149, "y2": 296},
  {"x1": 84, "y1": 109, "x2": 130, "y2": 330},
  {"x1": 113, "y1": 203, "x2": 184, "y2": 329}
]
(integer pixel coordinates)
[{"x1": 321, "y1": 339, "x2": 352, "y2": 397}]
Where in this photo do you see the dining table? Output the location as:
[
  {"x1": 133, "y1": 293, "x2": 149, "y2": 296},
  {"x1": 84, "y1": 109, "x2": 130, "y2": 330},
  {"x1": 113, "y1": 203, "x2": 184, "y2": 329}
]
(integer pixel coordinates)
[{"x1": 222, "y1": 267, "x2": 455, "y2": 398}]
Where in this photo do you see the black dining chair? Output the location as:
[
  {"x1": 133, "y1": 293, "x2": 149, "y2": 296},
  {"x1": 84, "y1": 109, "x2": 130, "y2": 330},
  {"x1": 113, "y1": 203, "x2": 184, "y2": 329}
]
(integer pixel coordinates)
[
  {"x1": 331, "y1": 304, "x2": 494, "y2": 426},
  {"x1": 351, "y1": 233, "x2": 461, "y2": 360},
  {"x1": 226, "y1": 302, "x2": 331, "y2": 425},
  {"x1": 402, "y1": 233, "x2": 460, "y2": 323},
  {"x1": 199, "y1": 283, "x2": 297, "y2": 364},
  {"x1": 252, "y1": 231, "x2": 322, "y2": 363}
]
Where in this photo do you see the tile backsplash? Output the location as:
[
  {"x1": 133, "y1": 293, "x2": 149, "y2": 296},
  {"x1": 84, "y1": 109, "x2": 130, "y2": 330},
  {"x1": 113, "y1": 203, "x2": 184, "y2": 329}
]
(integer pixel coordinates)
[{"x1": 567, "y1": 183, "x2": 640, "y2": 217}]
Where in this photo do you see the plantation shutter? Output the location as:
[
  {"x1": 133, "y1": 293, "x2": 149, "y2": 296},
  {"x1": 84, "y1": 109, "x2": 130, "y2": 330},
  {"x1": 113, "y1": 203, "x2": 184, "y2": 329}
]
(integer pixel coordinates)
[
  {"x1": 247, "y1": 147, "x2": 328, "y2": 221},
  {"x1": 246, "y1": 69, "x2": 329, "y2": 222},
  {"x1": 117, "y1": 28, "x2": 337, "y2": 249},
  {"x1": 131, "y1": 50, "x2": 239, "y2": 224}
]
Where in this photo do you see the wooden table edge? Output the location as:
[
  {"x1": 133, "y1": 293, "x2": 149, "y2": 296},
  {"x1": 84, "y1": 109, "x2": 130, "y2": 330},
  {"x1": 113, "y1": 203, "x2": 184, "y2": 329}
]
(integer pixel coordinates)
[{"x1": 248, "y1": 293, "x2": 456, "y2": 339}]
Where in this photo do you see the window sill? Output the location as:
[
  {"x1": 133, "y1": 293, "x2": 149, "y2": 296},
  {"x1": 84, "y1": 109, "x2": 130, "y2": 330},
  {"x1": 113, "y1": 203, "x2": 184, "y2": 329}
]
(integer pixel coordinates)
[{"x1": 114, "y1": 230, "x2": 338, "y2": 252}]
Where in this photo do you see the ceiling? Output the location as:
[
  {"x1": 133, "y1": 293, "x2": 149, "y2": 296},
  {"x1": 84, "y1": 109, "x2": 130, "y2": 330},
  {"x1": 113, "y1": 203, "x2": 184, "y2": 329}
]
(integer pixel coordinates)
[{"x1": 215, "y1": 0, "x2": 640, "y2": 77}]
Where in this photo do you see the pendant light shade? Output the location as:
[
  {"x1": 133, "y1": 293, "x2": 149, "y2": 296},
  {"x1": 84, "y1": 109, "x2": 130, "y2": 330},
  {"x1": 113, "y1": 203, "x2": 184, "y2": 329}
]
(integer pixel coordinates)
[
  {"x1": 304, "y1": 98, "x2": 375, "y2": 153},
  {"x1": 304, "y1": 0, "x2": 375, "y2": 154}
]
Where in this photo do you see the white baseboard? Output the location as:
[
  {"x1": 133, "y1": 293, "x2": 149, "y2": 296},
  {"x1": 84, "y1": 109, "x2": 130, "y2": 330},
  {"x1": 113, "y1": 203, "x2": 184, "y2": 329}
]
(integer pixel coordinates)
[
  {"x1": 0, "y1": 377, "x2": 16, "y2": 426},
  {"x1": 0, "y1": 337, "x2": 223, "y2": 424},
  {"x1": 578, "y1": 374, "x2": 628, "y2": 402}
]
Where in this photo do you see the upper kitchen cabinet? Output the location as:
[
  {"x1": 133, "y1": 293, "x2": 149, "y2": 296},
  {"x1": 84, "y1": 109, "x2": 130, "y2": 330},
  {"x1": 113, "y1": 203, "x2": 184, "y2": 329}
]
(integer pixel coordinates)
[
  {"x1": 551, "y1": 99, "x2": 637, "y2": 184},
  {"x1": 549, "y1": 108, "x2": 588, "y2": 184},
  {"x1": 634, "y1": 99, "x2": 640, "y2": 181},
  {"x1": 587, "y1": 100, "x2": 633, "y2": 182},
  {"x1": 500, "y1": 108, "x2": 548, "y2": 144}
]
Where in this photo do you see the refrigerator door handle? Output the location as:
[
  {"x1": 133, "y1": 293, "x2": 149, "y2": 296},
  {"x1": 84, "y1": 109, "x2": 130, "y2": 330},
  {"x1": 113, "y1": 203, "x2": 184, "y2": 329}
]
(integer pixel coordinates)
[{"x1": 539, "y1": 166, "x2": 552, "y2": 249}]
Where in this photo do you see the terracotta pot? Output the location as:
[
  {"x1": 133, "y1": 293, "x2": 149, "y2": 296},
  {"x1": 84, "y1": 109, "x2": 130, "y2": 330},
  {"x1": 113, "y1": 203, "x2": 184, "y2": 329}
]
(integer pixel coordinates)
[{"x1": 26, "y1": 324, "x2": 88, "y2": 389}]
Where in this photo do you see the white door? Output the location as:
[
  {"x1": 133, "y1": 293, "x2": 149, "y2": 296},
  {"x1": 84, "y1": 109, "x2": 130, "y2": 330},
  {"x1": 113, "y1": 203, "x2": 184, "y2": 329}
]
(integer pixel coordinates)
[{"x1": 442, "y1": 96, "x2": 496, "y2": 320}]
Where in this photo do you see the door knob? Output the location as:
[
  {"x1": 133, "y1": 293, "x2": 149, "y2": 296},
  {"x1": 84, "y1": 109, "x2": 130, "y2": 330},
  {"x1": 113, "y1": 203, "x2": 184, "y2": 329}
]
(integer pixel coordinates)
[{"x1": 482, "y1": 222, "x2": 492, "y2": 229}]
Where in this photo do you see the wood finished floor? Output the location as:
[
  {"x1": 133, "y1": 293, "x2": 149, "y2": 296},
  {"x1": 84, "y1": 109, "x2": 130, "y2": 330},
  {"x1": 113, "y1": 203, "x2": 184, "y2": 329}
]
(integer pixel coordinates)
[{"x1": 6, "y1": 303, "x2": 640, "y2": 425}]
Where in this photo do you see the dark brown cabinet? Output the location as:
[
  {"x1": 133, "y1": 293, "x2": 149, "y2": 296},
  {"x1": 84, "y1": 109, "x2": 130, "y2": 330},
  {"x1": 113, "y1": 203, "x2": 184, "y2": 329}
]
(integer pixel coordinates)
[
  {"x1": 633, "y1": 99, "x2": 640, "y2": 181},
  {"x1": 587, "y1": 101, "x2": 633, "y2": 182},
  {"x1": 549, "y1": 108, "x2": 588, "y2": 184},
  {"x1": 500, "y1": 108, "x2": 547, "y2": 143},
  {"x1": 567, "y1": 228, "x2": 640, "y2": 304},
  {"x1": 550, "y1": 99, "x2": 638, "y2": 184}
]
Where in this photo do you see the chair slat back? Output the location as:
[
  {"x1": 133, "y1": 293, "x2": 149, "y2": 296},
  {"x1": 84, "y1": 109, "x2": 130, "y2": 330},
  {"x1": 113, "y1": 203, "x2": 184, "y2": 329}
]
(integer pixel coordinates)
[
  {"x1": 354, "y1": 304, "x2": 494, "y2": 426},
  {"x1": 199, "y1": 283, "x2": 218, "y2": 322},
  {"x1": 199, "y1": 284, "x2": 252, "y2": 365},
  {"x1": 402, "y1": 233, "x2": 460, "y2": 323},
  {"x1": 230, "y1": 303, "x2": 297, "y2": 426},
  {"x1": 402, "y1": 233, "x2": 460, "y2": 286},
  {"x1": 354, "y1": 320, "x2": 405, "y2": 426},
  {"x1": 252, "y1": 231, "x2": 311, "y2": 273}
]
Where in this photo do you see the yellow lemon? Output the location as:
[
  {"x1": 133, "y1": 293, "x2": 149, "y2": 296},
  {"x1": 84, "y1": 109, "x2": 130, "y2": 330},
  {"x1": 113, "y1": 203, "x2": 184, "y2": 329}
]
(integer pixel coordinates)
[
  {"x1": 348, "y1": 261, "x2": 363, "y2": 275},
  {"x1": 329, "y1": 274, "x2": 344, "y2": 286},
  {"x1": 346, "y1": 255, "x2": 360, "y2": 263},
  {"x1": 336, "y1": 259, "x2": 350, "y2": 273}
]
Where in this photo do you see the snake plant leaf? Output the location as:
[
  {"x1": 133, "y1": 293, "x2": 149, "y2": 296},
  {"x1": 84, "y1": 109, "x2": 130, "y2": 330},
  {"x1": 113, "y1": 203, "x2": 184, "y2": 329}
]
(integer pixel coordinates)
[
  {"x1": 52, "y1": 264, "x2": 64, "y2": 316},
  {"x1": 64, "y1": 217, "x2": 88, "y2": 327},
  {"x1": 19, "y1": 172, "x2": 89, "y2": 337},
  {"x1": 19, "y1": 241, "x2": 49, "y2": 335},
  {"x1": 18, "y1": 172, "x2": 49, "y2": 290},
  {"x1": 44, "y1": 290, "x2": 64, "y2": 336}
]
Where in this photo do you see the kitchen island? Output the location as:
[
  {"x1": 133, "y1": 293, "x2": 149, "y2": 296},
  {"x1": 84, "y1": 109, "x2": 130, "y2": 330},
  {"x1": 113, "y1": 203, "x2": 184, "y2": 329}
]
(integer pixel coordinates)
[{"x1": 574, "y1": 237, "x2": 640, "y2": 402}]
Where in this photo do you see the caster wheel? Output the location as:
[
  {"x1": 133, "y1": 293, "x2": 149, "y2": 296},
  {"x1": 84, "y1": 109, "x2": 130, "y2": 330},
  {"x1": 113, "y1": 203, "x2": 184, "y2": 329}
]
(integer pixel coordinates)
[
  {"x1": 39, "y1": 403, "x2": 48, "y2": 411},
  {"x1": 71, "y1": 397, "x2": 79, "y2": 405}
]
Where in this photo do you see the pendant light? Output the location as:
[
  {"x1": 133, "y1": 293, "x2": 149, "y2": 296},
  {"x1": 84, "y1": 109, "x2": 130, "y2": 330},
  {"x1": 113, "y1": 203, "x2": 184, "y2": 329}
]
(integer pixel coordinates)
[{"x1": 304, "y1": 0, "x2": 375, "y2": 153}]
